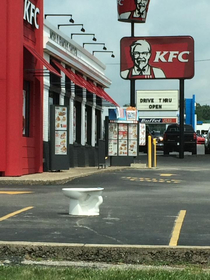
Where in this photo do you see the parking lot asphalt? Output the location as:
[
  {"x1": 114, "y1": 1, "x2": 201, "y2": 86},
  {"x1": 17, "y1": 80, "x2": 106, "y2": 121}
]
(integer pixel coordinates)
[
  {"x1": 0, "y1": 144, "x2": 209, "y2": 185},
  {"x1": 1, "y1": 151, "x2": 210, "y2": 265}
]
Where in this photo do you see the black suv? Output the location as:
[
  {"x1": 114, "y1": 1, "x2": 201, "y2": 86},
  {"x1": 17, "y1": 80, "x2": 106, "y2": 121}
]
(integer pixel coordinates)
[{"x1": 163, "y1": 124, "x2": 197, "y2": 155}]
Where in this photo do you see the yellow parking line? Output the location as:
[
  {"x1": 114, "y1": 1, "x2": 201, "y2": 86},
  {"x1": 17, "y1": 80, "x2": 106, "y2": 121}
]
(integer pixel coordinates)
[
  {"x1": 169, "y1": 210, "x2": 186, "y2": 246},
  {"x1": 0, "y1": 191, "x2": 33, "y2": 195},
  {"x1": 0, "y1": 206, "x2": 34, "y2": 222},
  {"x1": 160, "y1": 174, "x2": 175, "y2": 177}
]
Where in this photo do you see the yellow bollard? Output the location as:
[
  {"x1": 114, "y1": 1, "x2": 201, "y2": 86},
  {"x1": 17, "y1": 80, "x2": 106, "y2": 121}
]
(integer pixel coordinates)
[
  {"x1": 148, "y1": 135, "x2": 152, "y2": 168},
  {"x1": 153, "y1": 138, "x2": 157, "y2": 168}
]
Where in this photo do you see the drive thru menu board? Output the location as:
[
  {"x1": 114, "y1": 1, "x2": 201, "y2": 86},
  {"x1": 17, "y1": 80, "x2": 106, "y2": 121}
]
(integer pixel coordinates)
[
  {"x1": 119, "y1": 124, "x2": 128, "y2": 156},
  {"x1": 108, "y1": 123, "x2": 118, "y2": 156},
  {"x1": 55, "y1": 106, "x2": 68, "y2": 155},
  {"x1": 108, "y1": 123, "x2": 138, "y2": 156},
  {"x1": 128, "y1": 124, "x2": 138, "y2": 156},
  {"x1": 139, "y1": 123, "x2": 146, "y2": 146}
]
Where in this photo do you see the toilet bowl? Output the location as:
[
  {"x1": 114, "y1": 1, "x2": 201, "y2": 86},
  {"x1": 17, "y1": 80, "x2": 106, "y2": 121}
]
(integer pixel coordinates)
[{"x1": 62, "y1": 187, "x2": 104, "y2": 216}]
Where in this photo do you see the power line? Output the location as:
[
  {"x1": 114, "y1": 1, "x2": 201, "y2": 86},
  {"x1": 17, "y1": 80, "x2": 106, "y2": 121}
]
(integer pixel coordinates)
[{"x1": 195, "y1": 59, "x2": 210, "y2": 62}]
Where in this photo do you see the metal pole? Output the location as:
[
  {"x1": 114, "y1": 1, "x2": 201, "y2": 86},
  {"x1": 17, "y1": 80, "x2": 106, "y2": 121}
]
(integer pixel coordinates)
[
  {"x1": 130, "y1": 81, "x2": 135, "y2": 107},
  {"x1": 153, "y1": 138, "x2": 157, "y2": 167},
  {"x1": 130, "y1": 22, "x2": 135, "y2": 107},
  {"x1": 148, "y1": 135, "x2": 152, "y2": 168},
  {"x1": 179, "y1": 79, "x2": 185, "y2": 159}
]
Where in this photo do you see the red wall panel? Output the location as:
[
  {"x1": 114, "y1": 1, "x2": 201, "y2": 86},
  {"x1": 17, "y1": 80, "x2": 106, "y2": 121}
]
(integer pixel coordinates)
[
  {"x1": 0, "y1": 0, "x2": 7, "y2": 173},
  {"x1": 0, "y1": 0, "x2": 44, "y2": 176},
  {"x1": 5, "y1": 0, "x2": 23, "y2": 176}
]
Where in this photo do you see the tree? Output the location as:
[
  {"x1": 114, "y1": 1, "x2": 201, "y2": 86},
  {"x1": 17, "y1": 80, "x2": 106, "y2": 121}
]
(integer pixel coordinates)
[
  {"x1": 196, "y1": 103, "x2": 203, "y2": 121},
  {"x1": 196, "y1": 103, "x2": 210, "y2": 121},
  {"x1": 202, "y1": 105, "x2": 210, "y2": 120}
]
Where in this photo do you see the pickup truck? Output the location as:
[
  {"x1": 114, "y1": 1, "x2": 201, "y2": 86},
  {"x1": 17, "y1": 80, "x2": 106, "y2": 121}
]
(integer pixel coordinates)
[{"x1": 163, "y1": 124, "x2": 197, "y2": 155}]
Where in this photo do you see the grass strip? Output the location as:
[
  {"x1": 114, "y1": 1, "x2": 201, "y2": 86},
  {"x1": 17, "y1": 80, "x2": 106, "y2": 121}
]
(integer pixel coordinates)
[{"x1": 0, "y1": 266, "x2": 210, "y2": 280}]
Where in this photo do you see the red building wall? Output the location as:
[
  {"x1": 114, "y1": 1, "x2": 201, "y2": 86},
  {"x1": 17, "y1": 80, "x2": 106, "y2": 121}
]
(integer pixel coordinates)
[
  {"x1": 0, "y1": 0, "x2": 43, "y2": 176},
  {"x1": 0, "y1": 0, "x2": 7, "y2": 175}
]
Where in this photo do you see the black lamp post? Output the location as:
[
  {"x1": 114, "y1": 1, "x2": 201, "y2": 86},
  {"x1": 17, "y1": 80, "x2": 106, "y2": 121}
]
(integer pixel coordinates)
[
  {"x1": 58, "y1": 24, "x2": 85, "y2": 32},
  {"x1": 92, "y1": 51, "x2": 115, "y2": 58},
  {"x1": 83, "y1": 43, "x2": 107, "y2": 50},
  {"x1": 44, "y1": 14, "x2": 74, "y2": 23},
  {"x1": 71, "y1": 33, "x2": 97, "y2": 41}
]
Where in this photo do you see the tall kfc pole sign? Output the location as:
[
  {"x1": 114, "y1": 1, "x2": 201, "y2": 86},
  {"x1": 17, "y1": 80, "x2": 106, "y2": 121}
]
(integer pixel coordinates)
[
  {"x1": 116, "y1": 1, "x2": 195, "y2": 159},
  {"x1": 117, "y1": 0, "x2": 151, "y2": 107},
  {"x1": 117, "y1": 0, "x2": 150, "y2": 23},
  {"x1": 120, "y1": 36, "x2": 194, "y2": 80}
]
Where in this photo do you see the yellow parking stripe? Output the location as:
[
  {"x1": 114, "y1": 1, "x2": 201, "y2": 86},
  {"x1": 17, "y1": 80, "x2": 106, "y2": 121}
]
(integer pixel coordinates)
[
  {"x1": 160, "y1": 174, "x2": 175, "y2": 177},
  {"x1": 0, "y1": 191, "x2": 33, "y2": 195},
  {"x1": 0, "y1": 207, "x2": 34, "y2": 222},
  {"x1": 171, "y1": 180, "x2": 180, "y2": 184},
  {"x1": 169, "y1": 210, "x2": 186, "y2": 246},
  {"x1": 122, "y1": 176, "x2": 181, "y2": 184}
]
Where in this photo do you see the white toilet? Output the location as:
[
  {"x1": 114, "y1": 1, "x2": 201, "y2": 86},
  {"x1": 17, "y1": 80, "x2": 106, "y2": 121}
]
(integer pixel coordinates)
[{"x1": 62, "y1": 187, "x2": 104, "y2": 216}]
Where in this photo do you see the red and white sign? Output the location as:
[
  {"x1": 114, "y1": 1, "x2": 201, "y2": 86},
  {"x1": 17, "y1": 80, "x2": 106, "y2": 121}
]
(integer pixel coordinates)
[
  {"x1": 120, "y1": 36, "x2": 194, "y2": 80},
  {"x1": 117, "y1": 0, "x2": 150, "y2": 23}
]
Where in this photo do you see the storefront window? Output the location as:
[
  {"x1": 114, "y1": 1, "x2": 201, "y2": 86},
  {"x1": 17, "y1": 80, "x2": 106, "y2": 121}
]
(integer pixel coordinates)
[
  {"x1": 50, "y1": 59, "x2": 61, "y2": 92},
  {"x1": 86, "y1": 105, "x2": 92, "y2": 145},
  {"x1": 73, "y1": 105, "x2": 76, "y2": 143},
  {"x1": 49, "y1": 91, "x2": 59, "y2": 105},
  {"x1": 85, "y1": 110, "x2": 87, "y2": 144},
  {"x1": 23, "y1": 81, "x2": 30, "y2": 137},
  {"x1": 65, "y1": 76, "x2": 71, "y2": 96},
  {"x1": 95, "y1": 110, "x2": 101, "y2": 145},
  {"x1": 95, "y1": 114, "x2": 97, "y2": 145},
  {"x1": 64, "y1": 96, "x2": 69, "y2": 106},
  {"x1": 75, "y1": 101, "x2": 81, "y2": 144}
]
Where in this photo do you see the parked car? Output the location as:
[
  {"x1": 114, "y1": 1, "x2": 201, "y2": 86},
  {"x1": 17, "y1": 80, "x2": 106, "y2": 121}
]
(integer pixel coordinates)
[
  {"x1": 163, "y1": 124, "x2": 197, "y2": 155},
  {"x1": 204, "y1": 128, "x2": 210, "y2": 154},
  {"x1": 151, "y1": 130, "x2": 164, "y2": 150},
  {"x1": 196, "y1": 134, "x2": 205, "y2": 145}
]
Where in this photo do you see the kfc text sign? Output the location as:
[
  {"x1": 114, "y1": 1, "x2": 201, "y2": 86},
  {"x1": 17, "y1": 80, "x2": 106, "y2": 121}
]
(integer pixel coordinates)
[
  {"x1": 117, "y1": 0, "x2": 150, "y2": 23},
  {"x1": 23, "y1": 0, "x2": 40, "y2": 29},
  {"x1": 120, "y1": 36, "x2": 194, "y2": 80}
]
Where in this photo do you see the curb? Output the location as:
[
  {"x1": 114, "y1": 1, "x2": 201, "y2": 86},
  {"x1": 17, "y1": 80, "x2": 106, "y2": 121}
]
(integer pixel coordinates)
[
  {"x1": 0, "y1": 167, "x2": 128, "y2": 186},
  {"x1": 0, "y1": 242, "x2": 210, "y2": 266}
]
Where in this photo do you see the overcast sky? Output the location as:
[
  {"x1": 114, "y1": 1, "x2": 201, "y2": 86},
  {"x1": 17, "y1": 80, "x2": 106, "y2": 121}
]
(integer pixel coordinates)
[{"x1": 44, "y1": 0, "x2": 210, "y2": 107}]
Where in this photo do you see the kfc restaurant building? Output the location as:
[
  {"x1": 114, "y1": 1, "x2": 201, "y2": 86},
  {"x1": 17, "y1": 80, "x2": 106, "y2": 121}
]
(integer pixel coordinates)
[{"x1": 0, "y1": 0, "x2": 118, "y2": 177}]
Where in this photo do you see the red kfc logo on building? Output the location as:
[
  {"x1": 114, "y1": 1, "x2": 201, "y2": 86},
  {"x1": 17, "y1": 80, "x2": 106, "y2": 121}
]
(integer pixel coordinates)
[
  {"x1": 120, "y1": 36, "x2": 194, "y2": 80},
  {"x1": 117, "y1": 0, "x2": 150, "y2": 23}
]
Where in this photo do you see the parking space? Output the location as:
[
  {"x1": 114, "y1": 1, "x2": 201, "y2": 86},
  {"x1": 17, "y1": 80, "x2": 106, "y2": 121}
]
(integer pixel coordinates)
[{"x1": 0, "y1": 157, "x2": 210, "y2": 246}]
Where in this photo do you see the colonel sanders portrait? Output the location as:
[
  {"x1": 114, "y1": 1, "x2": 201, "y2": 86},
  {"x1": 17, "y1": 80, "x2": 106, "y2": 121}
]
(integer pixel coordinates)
[
  {"x1": 121, "y1": 39, "x2": 166, "y2": 79},
  {"x1": 119, "y1": 0, "x2": 149, "y2": 21}
]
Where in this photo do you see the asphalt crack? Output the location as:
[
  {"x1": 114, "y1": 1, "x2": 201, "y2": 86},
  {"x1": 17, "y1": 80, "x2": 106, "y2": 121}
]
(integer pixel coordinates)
[{"x1": 76, "y1": 219, "x2": 122, "y2": 244}]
